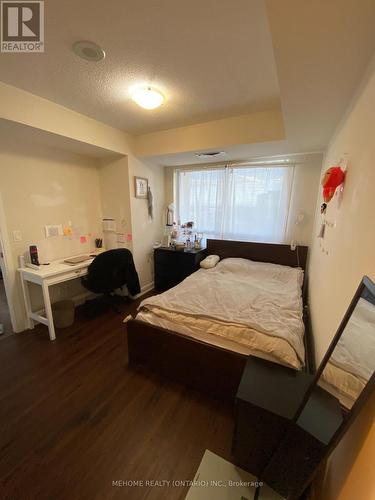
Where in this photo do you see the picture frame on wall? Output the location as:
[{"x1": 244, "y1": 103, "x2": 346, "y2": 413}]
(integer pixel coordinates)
[{"x1": 134, "y1": 176, "x2": 148, "y2": 198}]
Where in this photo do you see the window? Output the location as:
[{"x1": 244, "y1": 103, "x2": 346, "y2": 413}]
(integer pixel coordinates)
[{"x1": 175, "y1": 164, "x2": 294, "y2": 243}]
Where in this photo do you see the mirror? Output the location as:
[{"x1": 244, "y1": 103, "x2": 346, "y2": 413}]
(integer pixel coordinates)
[{"x1": 317, "y1": 278, "x2": 375, "y2": 410}]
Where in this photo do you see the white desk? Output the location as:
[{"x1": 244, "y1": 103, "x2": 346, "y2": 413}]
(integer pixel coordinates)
[{"x1": 18, "y1": 253, "x2": 101, "y2": 341}]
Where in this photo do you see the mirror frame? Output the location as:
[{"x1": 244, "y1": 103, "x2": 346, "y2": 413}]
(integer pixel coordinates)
[{"x1": 296, "y1": 275, "x2": 375, "y2": 444}]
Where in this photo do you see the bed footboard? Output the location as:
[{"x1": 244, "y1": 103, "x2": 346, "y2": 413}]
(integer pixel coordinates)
[{"x1": 126, "y1": 319, "x2": 247, "y2": 401}]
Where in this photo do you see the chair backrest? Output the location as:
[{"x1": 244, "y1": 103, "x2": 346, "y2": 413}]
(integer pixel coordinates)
[{"x1": 84, "y1": 249, "x2": 134, "y2": 294}]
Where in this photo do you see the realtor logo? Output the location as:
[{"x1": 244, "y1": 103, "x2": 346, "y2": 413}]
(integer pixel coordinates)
[{"x1": 1, "y1": 1, "x2": 44, "y2": 52}]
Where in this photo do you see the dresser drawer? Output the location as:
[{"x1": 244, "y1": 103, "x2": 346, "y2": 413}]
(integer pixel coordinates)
[{"x1": 154, "y1": 247, "x2": 206, "y2": 291}]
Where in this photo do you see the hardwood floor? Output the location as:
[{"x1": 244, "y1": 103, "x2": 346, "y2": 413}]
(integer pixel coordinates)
[{"x1": 0, "y1": 295, "x2": 234, "y2": 500}]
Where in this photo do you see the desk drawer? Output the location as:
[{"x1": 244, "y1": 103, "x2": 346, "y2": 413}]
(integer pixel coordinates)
[{"x1": 47, "y1": 268, "x2": 88, "y2": 285}]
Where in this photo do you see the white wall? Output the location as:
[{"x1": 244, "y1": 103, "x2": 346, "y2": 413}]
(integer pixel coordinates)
[
  {"x1": 308, "y1": 56, "x2": 375, "y2": 499},
  {"x1": 128, "y1": 155, "x2": 165, "y2": 291},
  {"x1": 0, "y1": 137, "x2": 102, "y2": 330}
]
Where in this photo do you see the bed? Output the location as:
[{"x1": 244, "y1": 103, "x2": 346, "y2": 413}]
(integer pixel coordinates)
[{"x1": 126, "y1": 239, "x2": 311, "y2": 399}]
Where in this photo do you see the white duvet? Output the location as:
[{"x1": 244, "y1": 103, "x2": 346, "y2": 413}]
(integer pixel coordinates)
[
  {"x1": 329, "y1": 297, "x2": 375, "y2": 381},
  {"x1": 139, "y1": 258, "x2": 305, "y2": 366}
]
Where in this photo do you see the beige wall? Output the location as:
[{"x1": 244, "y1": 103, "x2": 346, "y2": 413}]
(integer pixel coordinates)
[
  {"x1": 0, "y1": 81, "x2": 168, "y2": 329},
  {"x1": 286, "y1": 158, "x2": 322, "y2": 246},
  {"x1": 135, "y1": 109, "x2": 285, "y2": 157},
  {"x1": 164, "y1": 157, "x2": 322, "y2": 247},
  {"x1": 164, "y1": 166, "x2": 174, "y2": 207},
  {"x1": 308, "y1": 57, "x2": 375, "y2": 499},
  {"x1": 0, "y1": 137, "x2": 166, "y2": 331},
  {"x1": 128, "y1": 155, "x2": 165, "y2": 290},
  {"x1": 0, "y1": 82, "x2": 133, "y2": 155},
  {"x1": 0, "y1": 137, "x2": 103, "y2": 331},
  {"x1": 99, "y1": 156, "x2": 133, "y2": 252}
]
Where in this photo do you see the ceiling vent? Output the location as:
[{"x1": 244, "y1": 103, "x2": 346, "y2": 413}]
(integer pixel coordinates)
[
  {"x1": 73, "y1": 41, "x2": 105, "y2": 62},
  {"x1": 195, "y1": 151, "x2": 226, "y2": 159}
]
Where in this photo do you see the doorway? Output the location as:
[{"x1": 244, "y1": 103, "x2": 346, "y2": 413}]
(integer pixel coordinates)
[
  {"x1": 0, "y1": 194, "x2": 17, "y2": 337},
  {"x1": 0, "y1": 266, "x2": 13, "y2": 337}
]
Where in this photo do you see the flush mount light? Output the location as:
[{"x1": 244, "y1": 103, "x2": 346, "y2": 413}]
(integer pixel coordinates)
[
  {"x1": 131, "y1": 87, "x2": 165, "y2": 110},
  {"x1": 73, "y1": 41, "x2": 105, "y2": 62}
]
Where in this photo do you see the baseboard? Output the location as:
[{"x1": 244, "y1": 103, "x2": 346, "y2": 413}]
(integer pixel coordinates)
[
  {"x1": 74, "y1": 283, "x2": 153, "y2": 305},
  {"x1": 141, "y1": 281, "x2": 154, "y2": 294},
  {"x1": 72, "y1": 291, "x2": 98, "y2": 306},
  {"x1": 132, "y1": 282, "x2": 154, "y2": 300}
]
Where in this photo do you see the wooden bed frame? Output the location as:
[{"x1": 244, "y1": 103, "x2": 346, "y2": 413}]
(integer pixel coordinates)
[{"x1": 126, "y1": 239, "x2": 311, "y2": 400}]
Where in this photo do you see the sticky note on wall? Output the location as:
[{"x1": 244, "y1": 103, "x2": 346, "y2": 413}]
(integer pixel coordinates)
[
  {"x1": 117, "y1": 233, "x2": 126, "y2": 243},
  {"x1": 73, "y1": 227, "x2": 83, "y2": 240},
  {"x1": 80, "y1": 236, "x2": 87, "y2": 244},
  {"x1": 127, "y1": 233, "x2": 132, "y2": 242}
]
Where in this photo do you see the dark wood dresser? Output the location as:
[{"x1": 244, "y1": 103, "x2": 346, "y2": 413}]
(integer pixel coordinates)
[
  {"x1": 232, "y1": 356, "x2": 346, "y2": 499},
  {"x1": 262, "y1": 385, "x2": 344, "y2": 498},
  {"x1": 232, "y1": 356, "x2": 314, "y2": 478},
  {"x1": 154, "y1": 246, "x2": 207, "y2": 291}
]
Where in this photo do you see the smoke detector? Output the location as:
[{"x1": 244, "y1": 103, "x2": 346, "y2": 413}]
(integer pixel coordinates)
[{"x1": 73, "y1": 41, "x2": 105, "y2": 62}]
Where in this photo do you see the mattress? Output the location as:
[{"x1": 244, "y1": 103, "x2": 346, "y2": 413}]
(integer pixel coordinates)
[{"x1": 136, "y1": 257, "x2": 305, "y2": 369}]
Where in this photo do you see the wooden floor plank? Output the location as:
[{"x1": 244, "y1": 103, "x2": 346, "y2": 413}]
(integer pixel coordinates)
[{"x1": 0, "y1": 296, "x2": 234, "y2": 500}]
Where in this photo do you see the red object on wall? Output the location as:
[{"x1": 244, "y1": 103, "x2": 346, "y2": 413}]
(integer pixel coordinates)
[{"x1": 321, "y1": 166, "x2": 346, "y2": 202}]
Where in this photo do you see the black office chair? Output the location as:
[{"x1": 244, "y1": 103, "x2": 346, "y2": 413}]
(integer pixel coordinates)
[{"x1": 82, "y1": 249, "x2": 140, "y2": 313}]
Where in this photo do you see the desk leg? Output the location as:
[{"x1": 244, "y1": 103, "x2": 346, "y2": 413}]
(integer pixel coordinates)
[
  {"x1": 42, "y1": 282, "x2": 56, "y2": 341},
  {"x1": 20, "y1": 277, "x2": 34, "y2": 330}
]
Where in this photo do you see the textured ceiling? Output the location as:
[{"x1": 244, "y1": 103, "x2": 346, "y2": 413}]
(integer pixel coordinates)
[
  {"x1": 144, "y1": 0, "x2": 375, "y2": 165},
  {"x1": 0, "y1": 0, "x2": 280, "y2": 134}
]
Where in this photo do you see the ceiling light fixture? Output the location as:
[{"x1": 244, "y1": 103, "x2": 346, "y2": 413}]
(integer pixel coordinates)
[
  {"x1": 73, "y1": 41, "x2": 105, "y2": 62},
  {"x1": 131, "y1": 87, "x2": 165, "y2": 110}
]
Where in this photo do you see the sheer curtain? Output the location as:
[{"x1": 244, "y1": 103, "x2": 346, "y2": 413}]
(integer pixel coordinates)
[
  {"x1": 176, "y1": 165, "x2": 294, "y2": 243},
  {"x1": 176, "y1": 168, "x2": 226, "y2": 237}
]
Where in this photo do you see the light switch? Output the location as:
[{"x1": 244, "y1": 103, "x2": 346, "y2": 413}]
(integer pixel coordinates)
[{"x1": 13, "y1": 230, "x2": 22, "y2": 242}]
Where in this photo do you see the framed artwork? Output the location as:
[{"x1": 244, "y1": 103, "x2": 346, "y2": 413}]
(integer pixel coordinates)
[{"x1": 134, "y1": 176, "x2": 148, "y2": 198}]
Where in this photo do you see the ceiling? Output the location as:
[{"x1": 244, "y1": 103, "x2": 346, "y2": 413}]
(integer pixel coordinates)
[
  {"x1": 0, "y1": 0, "x2": 280, "y2": 135},
  {"x1": 0, "y1": 0, "x2": 374, "y2": 164},
  {"x1": 145, "y1": 0, "x2": 375, "y2": 165}
]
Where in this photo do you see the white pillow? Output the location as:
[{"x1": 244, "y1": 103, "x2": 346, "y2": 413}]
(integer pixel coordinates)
[{"x1": 200, "y1": 254, "x2": 220, "y2": 269}]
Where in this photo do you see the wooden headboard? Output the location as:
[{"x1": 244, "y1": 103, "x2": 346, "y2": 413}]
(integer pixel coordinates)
[{"x1": 206, "y1": 239, "x2": 308, "y2": 272}]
